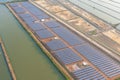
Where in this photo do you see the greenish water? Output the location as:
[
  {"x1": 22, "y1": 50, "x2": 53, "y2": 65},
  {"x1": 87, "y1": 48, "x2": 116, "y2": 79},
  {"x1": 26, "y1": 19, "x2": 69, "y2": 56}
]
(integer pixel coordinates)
[
  {"x1": 0, "y1": 4, "x2": 65, "y2": 80},
  {"x1": 0, "y1": 45, "x2": 12, "y2": 80}
]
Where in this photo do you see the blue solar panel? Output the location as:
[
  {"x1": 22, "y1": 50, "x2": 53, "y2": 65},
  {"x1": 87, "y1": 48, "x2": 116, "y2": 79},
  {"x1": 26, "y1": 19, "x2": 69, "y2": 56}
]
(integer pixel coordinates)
[
  {"x1": 37, "y1": 14, "x2": 49, "y2": 20},
  {"x1": 27, "y1": 8, "x2": 44, "y2": 15},
  {"x1": 27, "y1": 22, "x2": 46, "y2": 31},
  {"x1": 52, "y1": 27, "x2": 85, "y2": 46},
  {"x1": 19, "y1": 13, "x2": 31, "y2": 18},
  {"x1": 54, "y1": 48, "x2": 82, "y2": 64},
  {"x1": 10, "y1": 3, "x2": 18, "y2": 7},
  {"x1": 74, "y1": 43, "x2": 120, "y2": 78},
  {"x1": 46, "y1": 39, "x2": 67, "y2": 51},
  {"x1": 12, "y1": 7, "x2": 26, "y2": 13},
  {"x1": 73, "y1": 66, "x2": 105, "y2": 80},
  {"x1": 22, "y1": 16, "x2": 35, "y2": 22},
  {"x1": 21, "y1": 2, "x2": 36, "y2": 8},
  {"x1": 21, "y1": 2, "x2": 49, "y2": 17},
  {"x1": 44, "y1": 20, "x2": 62, "y2": 28},
  {"x1": 35, "y1": 29, "x2": 54, "y2": 39}
]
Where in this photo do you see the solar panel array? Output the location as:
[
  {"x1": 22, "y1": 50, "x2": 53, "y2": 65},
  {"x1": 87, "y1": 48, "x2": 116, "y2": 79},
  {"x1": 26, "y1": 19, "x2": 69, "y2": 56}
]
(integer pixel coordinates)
[
  {"x1": 12, "y1": 7, "x2": 26, "y2": 13},
  {"x1": 21, "y1": 2, "x2": 49, "y2": 19},
  {"x1": 74, "y1": 43, "x2": 120, "y2": 78},
  {"x1": 27, "y1": 22, "x2": 45, "y2": 31},
  {"x1": 10, "y1": 2, "x2": 54, "y2": 39},
  {"x1": 35, "y1": 30, "x2": 54, "y2": 39},
  {"x1": 44, "y1": 20, "x2": 62, "y2": 28},
  {"x1": 54, "y1": 48, "x2": 82, "y2": 64},
  {"x1": 21, "y1": 2, "x2": 36, "y2": 8},
  {"x1": 9, "y1": 2, "x2": 120, "y2": 79},
  {"x1": 21, "y1": 15, "x2": 35, "y2": 22},
  {"x1": 19, "y1": 13, "x2": 31, "y2": 18},
  {"x1": 46, "y1": 39, "x2": 67, "y2": 51},
  {"x1": 52, "y1": 27, "x2": 85, "y2": 46},
  {"x1": 73, "y1": 66, "x2": 106, "y2": 80},
  {"x1": 9, "y1": 3, "x2": 18, "y2": 7}
]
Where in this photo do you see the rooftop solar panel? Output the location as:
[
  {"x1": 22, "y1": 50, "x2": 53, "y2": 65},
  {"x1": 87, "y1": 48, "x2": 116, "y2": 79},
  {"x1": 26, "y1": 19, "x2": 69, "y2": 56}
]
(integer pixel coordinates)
[
  {"x1": 45, "y1": 39, "x2": 67, "y2": 51},
  {"x1": 35, "y1": 29, "x2": 54, "y2": 39},
  {"x1": 44, "y1": 20, "x2": 62, "y2": 28},
  {"x1": 74, "y1": 43, "x2": 120, "y2": 77},
  {"x1": 54, "y1": 48, "x2": 82, "y2": 64},
  {"x1": 52, "y1": 27, "x2": 85, "y2": 46}
]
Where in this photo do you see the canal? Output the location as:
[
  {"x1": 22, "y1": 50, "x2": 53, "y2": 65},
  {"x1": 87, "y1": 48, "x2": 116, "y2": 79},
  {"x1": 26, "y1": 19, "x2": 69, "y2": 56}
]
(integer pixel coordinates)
[
  {"x1": 0, "y1": 4, "x2": 65, "y2": 80},
  {"x1": 0, "y1": 44, "x2": 12, "y2": 80}
]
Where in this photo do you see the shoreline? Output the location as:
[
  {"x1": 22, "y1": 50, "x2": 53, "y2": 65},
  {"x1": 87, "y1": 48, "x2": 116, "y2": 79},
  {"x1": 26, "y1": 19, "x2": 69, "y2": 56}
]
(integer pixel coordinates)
[{"x1": 6, "y1": 4, "x2": 73, "y2": 80}]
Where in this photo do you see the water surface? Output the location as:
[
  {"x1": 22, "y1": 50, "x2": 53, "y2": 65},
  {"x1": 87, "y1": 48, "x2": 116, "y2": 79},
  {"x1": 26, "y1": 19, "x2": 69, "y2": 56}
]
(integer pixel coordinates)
[
  {"x1": 0, "y1": 44, "x2": 12, "y2": 80},
  {"x1": 0, "y1": 4, "x2": 65, "y2": 80}
]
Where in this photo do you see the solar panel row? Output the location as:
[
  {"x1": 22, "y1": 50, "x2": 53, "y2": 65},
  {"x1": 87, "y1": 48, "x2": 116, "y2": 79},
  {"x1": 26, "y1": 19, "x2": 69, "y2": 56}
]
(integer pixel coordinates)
[
  {"x1": 74, "y1": 43, "x2": 120, "y2": 77},
  {"x1": 52, "y1": 27, "x2": 85, "y2": 46},
  {"x1": 9, "y1": 3, "x2": 18, "y2": 7},
  {"x1": 46, "y1": 39, "x2": 67, "y2": 51},
  {"x1": 27, "y1": 22, "x2": 45, "y2": 31},
  {"x1": 54, "y1": 48, "x2": 82, "y2": 64},
  {"x1": 21, "y1": 2, "x2": 36, "y2": 8},
  {"x1": 12, "y1": 7, "x2": 25, "y2": 13},
  {"x1": 44, "y1": 20, "x2": 62, "y2": 28},
  {"x1": 10, "y1": 2, "x2": 54, "y2": 39},
  {"x1": 21, "y1": 2, "x2": 49, "y2": 19},
  {"x1": 73, "y1": 66, "x2": 106, "y2": 80},
  {"x1": 35, "y1": 30, "x2": 54, "y2": 39}
]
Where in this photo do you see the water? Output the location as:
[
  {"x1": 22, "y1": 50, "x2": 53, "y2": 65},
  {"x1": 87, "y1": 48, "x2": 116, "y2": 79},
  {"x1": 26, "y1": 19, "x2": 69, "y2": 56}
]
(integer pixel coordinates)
[
  {"x1": 0, "y1": 45, "x2": 12, "y2": 80},
  {"x1": 0, "y1": 4, "x2": 65, "y2": 80},
  {"x1": 68, "y1": 0, "x2": 120, "y2": 25}
]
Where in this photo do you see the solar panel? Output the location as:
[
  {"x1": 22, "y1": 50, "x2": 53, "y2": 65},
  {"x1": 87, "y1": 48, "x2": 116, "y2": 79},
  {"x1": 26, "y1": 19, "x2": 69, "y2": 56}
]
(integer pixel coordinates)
[
  {"x1": 37, "y1": 14, "x2": 49, "y2": 20},
  {"x1": 10, "y1": 3, "x2": 18, "y2": 7},
  {"x1": 44, "y1": 20, "x2": 62, "y2": 28},
  {"x1": 19, "y1": 13, "x2": 31, "y2": 18},
  {"x1": 35, "y1": 29, "x2": 54, "y2": 39},
  {"x1": 21, "y1": 2, "x2": 36, "y2": 8},
  {"x1": 72, "y1": 66, "x2": 105, "y2": 80},
  {"x1": 13, "y1": 7, "x2": 26, "y2": 13},
  {"x1": 27, "y1": 22, "x2": 46, "y2": 31},
  {"x1": 52, "y1": 27, "x2": 85, "y2": 46},
  {"x1": 45, "y1": 39, "x2": 67, "y2": 51},
  {"x1": 54, "y1": 48, "x2": 82, "y2": 64},
  {"x1": 21, "y1": 2, "x2": 48, "y2": 16},
  {"x1": 22, "y1": 16, "x2": 35, "y2": 22},
  {"x1": 27, "y1": 8, "x2": 44, "y2": 15},
  {"x1": 74, "y1": 43, "x2": 120, "y2": 77}
]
